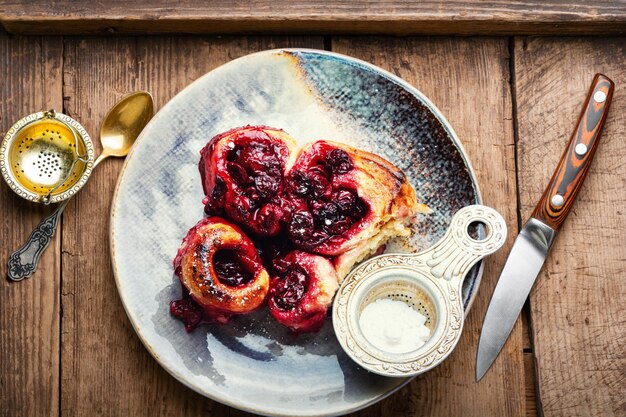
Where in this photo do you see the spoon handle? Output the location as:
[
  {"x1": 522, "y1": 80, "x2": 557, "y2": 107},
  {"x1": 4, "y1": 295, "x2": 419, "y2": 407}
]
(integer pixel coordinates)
[{"x1": 7, "y1": 199, "x2": 69, "y2": 281}]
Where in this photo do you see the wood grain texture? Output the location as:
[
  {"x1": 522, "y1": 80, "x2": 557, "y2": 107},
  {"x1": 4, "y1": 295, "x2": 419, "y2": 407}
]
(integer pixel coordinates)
[
  {"x1": 2, "y1": 1, "x2": 626, "y2": 35},
  {"x1": 60, "y1": 35, "x2": 323, "y2": 417},
  {"x1": 525, "y1": 352, "x2": 538, "y2": 417},
  {"x1": 332, "y1": 37, "x2": 524, "y2": 417},
  {"x1": 531, "y1": 74, "x2": 614, "y2": 230},
  {"x1": 0, "y1": 34, "x2": 62, "y2": 417},
  {"x1": 515, "y1": 37, "x2": 626, "y2": 417}
]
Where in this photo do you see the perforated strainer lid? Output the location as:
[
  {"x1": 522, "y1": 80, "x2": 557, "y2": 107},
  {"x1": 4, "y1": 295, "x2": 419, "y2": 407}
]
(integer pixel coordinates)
[{"x1": 0, "y1": 110, "x2": 94, "y2": 203}]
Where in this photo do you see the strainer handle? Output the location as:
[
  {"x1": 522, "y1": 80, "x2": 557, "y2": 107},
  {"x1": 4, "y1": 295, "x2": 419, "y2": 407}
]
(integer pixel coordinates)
[
  {"x1": 7, "y1": 200, "x2": 68, "y2": 281},
  {"x1": 418, "y1": 205, "x2": 507, "y2": 284}
]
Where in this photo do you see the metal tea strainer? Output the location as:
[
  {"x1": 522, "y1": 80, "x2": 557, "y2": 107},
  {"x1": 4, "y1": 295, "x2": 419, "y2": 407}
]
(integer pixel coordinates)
[
  {"x1": 0, "y1": 109, "x2": 94, "y2": 204},
  {"x1": 332, "y1": 205, "x2": 507, "y2": 377}
]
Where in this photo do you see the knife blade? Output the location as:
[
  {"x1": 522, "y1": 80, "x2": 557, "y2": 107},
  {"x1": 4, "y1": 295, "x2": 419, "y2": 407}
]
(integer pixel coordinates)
[{"x1": 476, "y1": 73, "x2": 615, "y2": 382}]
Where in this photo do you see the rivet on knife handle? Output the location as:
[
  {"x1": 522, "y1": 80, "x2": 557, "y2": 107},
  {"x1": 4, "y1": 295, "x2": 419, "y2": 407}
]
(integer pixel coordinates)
[{"x1": 531, "y1": 73, "x2": 614, "y2": 230}]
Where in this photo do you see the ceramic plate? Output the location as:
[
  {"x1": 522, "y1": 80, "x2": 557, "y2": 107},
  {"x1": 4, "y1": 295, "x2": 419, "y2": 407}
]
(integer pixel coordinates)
[{"x1": 110, "y1": 49, "x2": 481, "y2": 417}]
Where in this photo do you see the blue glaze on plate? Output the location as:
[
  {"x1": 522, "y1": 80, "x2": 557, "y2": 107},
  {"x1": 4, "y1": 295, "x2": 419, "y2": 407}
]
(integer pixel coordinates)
[{"x1": 110, "y1": 49, "x2": 482, "y2": 417}]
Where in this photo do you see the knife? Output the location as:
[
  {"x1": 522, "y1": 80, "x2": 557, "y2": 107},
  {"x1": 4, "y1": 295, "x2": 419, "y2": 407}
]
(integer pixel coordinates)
[{"x1": 476, "y1": 73, "x2": 615, "y2": 381}]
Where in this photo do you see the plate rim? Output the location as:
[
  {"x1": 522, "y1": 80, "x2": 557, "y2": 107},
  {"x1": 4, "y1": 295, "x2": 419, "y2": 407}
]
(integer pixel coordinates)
[{"x1": 109, "y1": 48, "x2": 483, "y2": 417}]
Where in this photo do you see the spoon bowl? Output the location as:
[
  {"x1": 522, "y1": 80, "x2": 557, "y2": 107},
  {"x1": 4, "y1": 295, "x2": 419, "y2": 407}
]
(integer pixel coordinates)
[{"x1": 98, "y1": 92, "x2": 154, "y2": 160}]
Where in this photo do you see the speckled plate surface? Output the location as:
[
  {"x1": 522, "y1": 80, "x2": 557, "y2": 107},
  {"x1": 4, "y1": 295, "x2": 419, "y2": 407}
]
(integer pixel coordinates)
[{"x1": 110, "y1": 49, "x2": 481, "y2": 417}]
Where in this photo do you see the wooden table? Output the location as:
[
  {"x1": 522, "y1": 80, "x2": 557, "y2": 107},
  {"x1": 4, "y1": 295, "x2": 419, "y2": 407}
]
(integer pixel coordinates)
[{"x1": 1, "y1": 3, "x2": 625, "y2": 416}]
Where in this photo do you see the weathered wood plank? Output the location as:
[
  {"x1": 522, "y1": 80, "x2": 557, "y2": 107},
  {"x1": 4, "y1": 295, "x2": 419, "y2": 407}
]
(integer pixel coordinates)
[
  {"x1": 332, "y1": 37, "x2": 524, "y2": 417},
  {"x1": 525, "y1": 352, "x2": 538, "y2": 417},
  {"x1": 515, "y1": 37, "x2": 626, "y2": 417},
  {"x1": 1, "y1": 1, "x2": 626, "y2": 35},
  {"x1": 60, "y1": 35, "x2": 324, "y2": 417},
  {"x1": 0, "y1": 34, "x2": 62, "y2": 417}
]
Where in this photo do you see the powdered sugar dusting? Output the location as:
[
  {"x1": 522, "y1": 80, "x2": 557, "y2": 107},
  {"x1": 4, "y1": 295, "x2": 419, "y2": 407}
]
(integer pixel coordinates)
[{"x1": 359, "y1": 299, "x2": 430, "y2": 353}]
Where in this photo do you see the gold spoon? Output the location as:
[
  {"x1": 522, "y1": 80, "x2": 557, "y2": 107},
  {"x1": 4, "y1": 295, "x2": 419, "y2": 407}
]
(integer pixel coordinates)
[{"x1": 7, "y1": 91, "x2": 154, "y2": 281}]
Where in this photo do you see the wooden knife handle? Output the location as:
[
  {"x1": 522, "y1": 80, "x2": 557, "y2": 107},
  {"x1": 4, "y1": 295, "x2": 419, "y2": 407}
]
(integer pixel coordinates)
[{"x1": 531, "y1": 73, "x2": 614, "y2": 231}]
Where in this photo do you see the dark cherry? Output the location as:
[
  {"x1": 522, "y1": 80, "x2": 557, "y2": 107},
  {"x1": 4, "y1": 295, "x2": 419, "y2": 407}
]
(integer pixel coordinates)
[
  {"x1": 170, "y1": 295, "x2": 203, "y2": 332},
  {"x1": 236, "y1": 142, "x2": 281, "y2": 176},
  {"x1": 315, "y1": 201, "x2": 339, "y2": 220},
  {"x1": 308, "y1": 197, "x2": 326, "y2": 213},
  {"x1": 227, "y1": 162, "x2": 248, "y2": 185},
  {"x1": 233, "y1": 195, "x2": 251, "y2": 215},
  {"x1": 335, "y1": 189, "x2": 357, "y2": 212},
  {"x1": 271, "y1": 257, "x2": 292, "y2": 274},
  {"x1": 256, "y1": 203, "x2": 284, "y2": 235},
  {"x1": 222, "y1": 140, "x2": 288, "y2": 236},
  {"x1": 288, "y1": 170, "x2": 311, "y2": 196},
  {"x1": 213, "y1": 249, "x2": 254, "y2": 287},
  {"x1": 284, "y1": 145, "x2": 370, "y2": 253},
  {"x1": 231, "y1": 143, "x2": 283, "y2": 188},
  {"x1": 254, "y1": 172, "x2": 280, "y2": 198},
  {"x1": 315, "y1": 201, "x2": 353, "y2": 235},
  {"x1": 307, "y1": 166, "x2": 331, "y2": 198},
  {"x1": 335, "y1": 189, "x2": 367, "y2": 217},
  {"x1": 352, "y1": 196, "x2": 368, "y2": 218},
  {"x1": 325, "y1": 148, "x2": 353, "y2": 174},
  {"x1": 325, "y1": 218, "x2": 353, "y2": 236},
  {"x1": 255, "y1": 236, "x2": 295, "y2": 274},
  {"x1": 272, "y1": 266, "x2": 308, "y2": 310},
  {"x1": 287, "y1": 211, "x2": 314, "y2": 240},
  {"x1": 243, "y1": 186, "x2": 261, "y2": 205},
  {"x1": 286, "y1": 211, "x2": 330, "y2": 249},
  {"x1": 297, "y1": 188, "x2": 368, "y2": 238}
]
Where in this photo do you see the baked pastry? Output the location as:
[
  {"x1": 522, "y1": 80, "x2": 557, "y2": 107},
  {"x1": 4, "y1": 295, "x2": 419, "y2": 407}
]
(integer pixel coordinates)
[
  {"x1": 171, "y1": 217, "x2": 270, "y2": 329},
  {"x1": 284, "y1": 140, "x2": 428, "y2": 278},
  {"x1": 199, "y1": 126, "x2": 298, "y2": 236},
  {"x1": 268, "y1": 251, "x2": 339, "y2": 333},
  {"x1": 173, "y1": 127, "x2": 427, "y2": 334}
]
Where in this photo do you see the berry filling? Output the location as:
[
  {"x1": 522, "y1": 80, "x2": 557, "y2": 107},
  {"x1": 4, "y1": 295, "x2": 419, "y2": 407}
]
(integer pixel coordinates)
[
  {"x1": 271, "y1": 266, "x2": 308, "y2": 311},
  {"x1": 254, "y1": 235, "x2": 295, "y2": 276},
  {"x1": 171, "y1": 217, "x2": 270, "y2": 330},
  {"x1": 286, "y1": 143, "x2": 369, "y2": 254},
  {"x1": 213, "y1": 249, "x2": 254, "y2": 287},
  {"x1": 170, "y1": 290, "x2": 203, "y2": 331},
  {"x1": 199, "y1": 127, "x2": 293, "y2": 236},
  {"x1": 325, "y1": 148, "x2": 354, "y2": 174},
  {"x1": 223, "y1": 137, "x2": 287, "y2": 235},
  {"x1": 268, "y1": 250, "x2": 339, "y2": 333}
]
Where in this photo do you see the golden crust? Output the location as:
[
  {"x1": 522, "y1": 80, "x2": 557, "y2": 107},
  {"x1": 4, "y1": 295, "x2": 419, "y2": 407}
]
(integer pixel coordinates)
[
  {"x1": 177, "y1": 218, "x2": 269, "y2": 314},
  {"x1": 348, "y1": 145, "x2": 418, "y2": 222}
]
